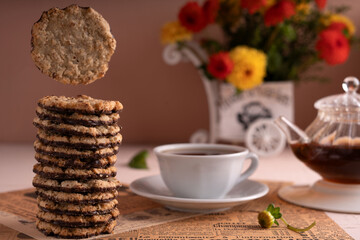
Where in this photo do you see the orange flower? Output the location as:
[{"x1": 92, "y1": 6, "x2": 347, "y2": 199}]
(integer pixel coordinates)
[
  {"x1": 203, "y1": 0, "x2": 220, "y2": 24},
  {"x1": 264, "y1": 0, "x2": 296, "y2": 26},
  {"x1": 316, "y1": 29, "x2": 350, "y2": 65},
  {"x1": 178, "y1": 2, "x2": 207, "y2": 32},
  {"x1": 207, "y1": 52, "x2": 234, "y2": 79},
  {"x1": 315, "y1": 0, "x2": 327, "y2": 10},
  {"x1": 241, "y1": 0, "x2": 267, "y2": 14}
]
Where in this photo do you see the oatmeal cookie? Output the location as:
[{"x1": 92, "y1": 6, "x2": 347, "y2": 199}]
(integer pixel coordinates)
[
  {"x1": 33, "y1": 175, "x2": 121, "y2": 193},
  {"x1": 31, "y1": 5, "x2": 116, "y2": 85},
  {"x1": 36, "y1": 106, "x2": 120, "y2": 127},
  {"x1": 37, "y1": 197, "x2": 118, "y2": 216},
  {"x1": 33, "y1": 117, "x2": 121, "y2": 137},
  {"x1": 33, "y1": 163, "x2": 117, "y2": 180},
  {"x1": 34, "y1": 139, "x2": 119, "y2": 160},
  {"x1": 36, "y1": 129, "x2": 122, "y2": 150},
  {"x1": 36, "y1": 218, "x2": 116, "y2": 238},
  {"x1": 35, "y1": 153, "x2": 117, "y2": 169},
  {"x1": 38, "y1": 95, "x2": 123, "y2": 115},
  {"x1": 35, "y1": 188, "x2": 118, "y2": 204},
  {"x1": 37, "y1": 208, "x2": 119, "y2": 227}
]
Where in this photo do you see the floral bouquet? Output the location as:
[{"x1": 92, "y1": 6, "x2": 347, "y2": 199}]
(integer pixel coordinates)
[{"x1": 161, "y1": 0, "x2": 357, "y2": 91}]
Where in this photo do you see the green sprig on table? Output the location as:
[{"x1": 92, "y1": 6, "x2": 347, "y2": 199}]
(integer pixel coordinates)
[
  {"x1": 128, "y1": 150, "x2": 149, "y2": 169},
  {"x1": 258, "y1": 204, "x2": 316, "y2": 233}
]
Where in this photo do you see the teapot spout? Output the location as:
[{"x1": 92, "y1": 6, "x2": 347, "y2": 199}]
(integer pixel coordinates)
[{"x1": 274, "y1": 116, "x2": 310, "y2": 144}]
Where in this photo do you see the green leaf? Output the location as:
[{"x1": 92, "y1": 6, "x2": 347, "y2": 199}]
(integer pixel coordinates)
[
  {"x1": 267, "y1": 204, "x2": 282, "y2": 219},
  {"x1": 200, "y1": 39, "x2": 224, "y2": 55},
  {"x1": 281, "y1": 24, "x2": 296, "y2": 42},
  {"x1": 235, "y1": 88, "x2": 243, "y2": 94},
  {"x1": 267, "y1": 46, "x2": 282, "y2": 73},
  {"x1": 343, "y1": 29, "x2": 350, "y2": 39},
  {"x1": 198, "y1": 64, "x2": 215, "y2": 80},
  {"x1": 266, "y1": 204, "x2": 275, "y2": 212},
  {"x1": 128, "y1": 150, "x2": 149, "y2": 169},
  {"x1": 273, "y1": 207, "x2": 280, "y2": 214},
  {"x1": 250, "y1": 26, "x2": 262, "y2": 46},
  {"x1": 288, "y1": 65, "x2": 298, "y2": 80},
  {"x1": 274, "y1": 220, "x2": 279, "y2": 226},
  {"x1": 272, "y1": 212, "x2": 282, "y2": 219}
]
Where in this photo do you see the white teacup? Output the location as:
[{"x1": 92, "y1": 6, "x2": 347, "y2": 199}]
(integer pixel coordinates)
[{"x1": 154, "y1": 143, "x2": 259, "y2": 199}]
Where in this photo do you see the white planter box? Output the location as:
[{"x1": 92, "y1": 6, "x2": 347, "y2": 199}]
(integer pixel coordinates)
[{"x1": 217, "y1": 82, "x2": 294, "y2": 143}]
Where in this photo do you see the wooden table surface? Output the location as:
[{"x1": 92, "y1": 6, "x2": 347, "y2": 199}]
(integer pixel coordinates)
[{"x1": 0, "y1": 143, "x2": 359, "y2": 239}]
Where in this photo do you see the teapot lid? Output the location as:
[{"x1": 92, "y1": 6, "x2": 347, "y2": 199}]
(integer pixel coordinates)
[{"x1": 314, "y1": 76, "x2": 360, "y2": 111}]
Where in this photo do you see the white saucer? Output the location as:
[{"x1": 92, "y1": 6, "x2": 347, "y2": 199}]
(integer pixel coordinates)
[
  {"x1": 278, "y1": 180, "x2": 360, "y2": 213},
  {"x1": 129, "y1": 175, "x2": 269, "y2": 213}
]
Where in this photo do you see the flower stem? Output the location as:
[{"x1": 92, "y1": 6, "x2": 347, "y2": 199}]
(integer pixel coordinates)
[
  {"x1": 280, "y1": 217, "x2": 316, "y2": 233},
  {"x1": 265, "y1": 25, "x2": 281, "y2": 52}
]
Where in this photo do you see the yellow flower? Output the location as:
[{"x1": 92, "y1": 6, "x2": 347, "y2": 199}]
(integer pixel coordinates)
[
  {"x1": 296, "y1": 3, "x2": 310, "y2": 15},
  {"x1": 227, "y1": 46, "x2": 267, "y2": 91},
  {"x1": 161, "y1": 21, "x2": 192, "y2": 44},
  {"x1": 322, "y1": 14, "x2": 356, "y2": 36},
  {"x1": 294, "y1": 2, "x2": 310, "y2": 21}
]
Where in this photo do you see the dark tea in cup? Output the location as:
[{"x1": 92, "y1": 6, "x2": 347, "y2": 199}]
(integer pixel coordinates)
[{"x1": 163, "y1": 149, "x2": 238, "y2": 156}]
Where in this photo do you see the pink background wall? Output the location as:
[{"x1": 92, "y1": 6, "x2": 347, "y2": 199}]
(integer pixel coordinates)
[{"x1": 0, "y1": 0, "x2": 359, "y2": 144}]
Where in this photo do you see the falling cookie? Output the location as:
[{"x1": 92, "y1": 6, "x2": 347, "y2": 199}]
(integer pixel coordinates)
[{"x1": 31, "y1": 5, "x2": 116, "y2": 85}]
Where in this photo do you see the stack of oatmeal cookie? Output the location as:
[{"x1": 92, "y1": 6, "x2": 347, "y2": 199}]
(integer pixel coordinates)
[{"x1": 32, "y1": 95, "x2": 123, "y2": 238}]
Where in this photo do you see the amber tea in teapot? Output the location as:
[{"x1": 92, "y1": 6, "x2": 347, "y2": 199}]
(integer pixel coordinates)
[
  {"x1": 291, "y1": 141, "x2": 360, "y2": 184},
  {"x1": 276, "y1": 77, "x2": 360, "y2": 184}
]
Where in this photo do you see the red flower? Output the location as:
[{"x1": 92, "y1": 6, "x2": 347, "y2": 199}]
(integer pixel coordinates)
[
  {"x1": 241, "y1": 0, "x2": 267, "y2": 14},
  {"x1": 207, "y1": 52, "x2": 234, "y2": 79},
  {"x1": 316, "y1": 29, "x2": 350, "y2": 65},
  {"x1": 264, "y1": 0, "x2": 296, "y2": 26},
  {"x1": 327, "y1": 22, "x2": 347, "y2": 33},
  {"x1": 178, "y1": 2, "x2": 207, "y2": 32},
  {"x1": 203, "y1": 0, "x2": 219, "y2": 24},
  {"x1": 315, "y1": 0, "x2": 327, "y2": 10}
]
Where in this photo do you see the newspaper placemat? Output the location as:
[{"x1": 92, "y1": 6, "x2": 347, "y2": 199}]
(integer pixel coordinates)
[{"x1": 0, "y1": 182, "x2": 353, "y2": 240}]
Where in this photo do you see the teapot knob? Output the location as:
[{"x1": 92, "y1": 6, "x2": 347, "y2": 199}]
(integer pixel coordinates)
[{"x1": 342, "y1": 76, "x2": 359, "y2": 94}]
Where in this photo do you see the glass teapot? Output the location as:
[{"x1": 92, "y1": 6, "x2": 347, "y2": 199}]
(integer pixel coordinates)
[{"x1": 275, "y1": 77, "x2": 360, "y2": 184}]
